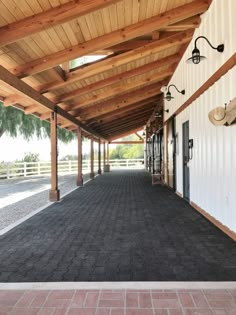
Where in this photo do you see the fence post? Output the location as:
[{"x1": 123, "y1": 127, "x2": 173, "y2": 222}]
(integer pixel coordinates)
[
  {"x1": 126, "y1": 159, "x2": 129, "y2": 168},
  {"x1": 6, "y1": 162, "x2": 10, "y2": 179},
  {"x1": 69, "y1": 160, "x2": 72, "y2": 173},
  {"x1": 38, "y1": 162, "x2": 40, "y2": 175},
  {"x1": 24, "y1": 162, "x2": 27, "y2": 177}
]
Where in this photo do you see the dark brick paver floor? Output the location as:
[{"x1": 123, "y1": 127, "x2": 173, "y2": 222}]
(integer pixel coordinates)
[{"x1": 0, "y1": 170, "x2": 236, "y2": 282}]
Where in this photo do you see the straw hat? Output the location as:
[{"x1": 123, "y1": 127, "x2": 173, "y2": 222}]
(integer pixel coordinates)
[
  {"x1": 208, "y1": 97, "x2": 236, "y2": 126},
  {"x1": 208, "y1": 106, "x2": 227, "y2": 126}
]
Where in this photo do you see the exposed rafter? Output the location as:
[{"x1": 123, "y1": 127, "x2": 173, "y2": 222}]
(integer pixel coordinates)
[
  {"x1": 0, "y1": 0, "x2": 122, "y2": 47},
  {"x1": 39, "y1": 30, "x2": 193, "y2": 93},
  {"x1": 11, "y1": 0, "x2": 208, "y2": 77}
]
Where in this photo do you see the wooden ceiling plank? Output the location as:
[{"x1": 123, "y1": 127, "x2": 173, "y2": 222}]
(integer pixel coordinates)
[
  {"x1": 67, "y1": 68, "x2": 172, "y2": 111},
  {"x1": 0, "y1": 65, "x2": 105, "y2": 140},
  {"x1": 96, "y1": 109, "x2": 153, "y2": 131},
  {"x1": 38, "y1": 30, "x2": 193, "y2": 93},
  {"x1": 0, "y1": 0, "x2": 122, "y2": 46},
  {"x1": 78, "y1": 82, "x2": 165, "y2": 121},
  {"x1": 11, "y1": 0, "x2": 208, "y2": 77},
  {"x1": 88, "y1": 100, "x2": 157, "y2": 126},
  {"x1": 101, "y1": 117, "x2": 149, "y2": 136}
]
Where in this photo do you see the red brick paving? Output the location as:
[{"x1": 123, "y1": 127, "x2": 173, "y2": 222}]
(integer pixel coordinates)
[{"x1": 0, "y1": 289, "x2": 235, "y2": 315}]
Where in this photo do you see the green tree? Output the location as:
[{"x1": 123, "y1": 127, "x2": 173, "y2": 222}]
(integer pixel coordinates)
[
  {"x1": 110, "y1": 134, "x2": 144, "y2": 159},
  {"x1": 0, "y1": 102, "x2": 75, "y2": 143},
  {"x1": 22, "y1": 152, "x2": 40, "y2": 162}
]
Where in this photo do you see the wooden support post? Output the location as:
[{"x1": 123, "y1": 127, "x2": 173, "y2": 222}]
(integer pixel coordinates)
[
  {"x1": 49, "y1": 111, "x2": 60, "y2": 201},
  {"x1": 77, "y1": 128, "x2": 83, "y2": 186},
  {"x1": 104, "y1": 142, "x2": 110, "y2": 172},
  {"x1": 103, "y1": 142, "x2": 106, "y2": 171},
  {"x1": 98, "y1": 139, "x2": 102, "y2": 174},
  {"x1": 90, "y1": 136, "x2": 95, "y2": 179}
]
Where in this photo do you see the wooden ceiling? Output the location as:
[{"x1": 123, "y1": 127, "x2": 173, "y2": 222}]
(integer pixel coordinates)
[{"x1": 0, "y1": 0, "x2": 211, "y2": 140}]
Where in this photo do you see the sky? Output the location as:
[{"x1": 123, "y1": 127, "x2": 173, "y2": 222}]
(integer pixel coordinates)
[
  {"x1": 0, "y1": 134, "x2": 84, "y2": 162},
  {"x1": 0, "y1": 134, "x2": 117, "y2": 162}
]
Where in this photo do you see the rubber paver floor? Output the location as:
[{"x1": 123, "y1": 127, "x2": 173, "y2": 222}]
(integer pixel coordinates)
[{"x1": 0, "y1": 170, "x2": 236, "y2": 282}]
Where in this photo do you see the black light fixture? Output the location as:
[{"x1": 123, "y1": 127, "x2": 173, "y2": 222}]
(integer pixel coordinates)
[
  {"x1": 164, "y1": 109, "x2": 169, "y2": 113},
  {"x1": 163, "y1": 84, "x2": 185, "y2": 101},
  {"x1": 186, "y1": 36, "x2": 224, "y2": 64}
]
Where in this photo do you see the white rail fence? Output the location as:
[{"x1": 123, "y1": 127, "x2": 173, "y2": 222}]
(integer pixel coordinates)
[{"x1": 0, "y1": 159, "x2": 144, "y2": 179}]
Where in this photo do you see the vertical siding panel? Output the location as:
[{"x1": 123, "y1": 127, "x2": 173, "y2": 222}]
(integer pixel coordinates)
[{"x1": 164, "y1": 0, "x2": 236, "y2": 232}]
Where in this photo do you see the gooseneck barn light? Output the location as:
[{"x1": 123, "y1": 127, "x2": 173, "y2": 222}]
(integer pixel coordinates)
[
  {"x1": 163, "y1": 84, "x2": 185, "y2": 101},
  {"x1": 186, "y1": 36, "x2": 224, "y2": 64}
]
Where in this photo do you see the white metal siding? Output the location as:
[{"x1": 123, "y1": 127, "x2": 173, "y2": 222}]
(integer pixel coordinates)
[{"x1": 164, "y1": 0, "x2": 236, "y2": 232}]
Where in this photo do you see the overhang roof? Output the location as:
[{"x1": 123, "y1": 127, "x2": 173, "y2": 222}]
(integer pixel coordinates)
[{"x1": 0, "y1": 0, "x2": 211, "y2": 140}]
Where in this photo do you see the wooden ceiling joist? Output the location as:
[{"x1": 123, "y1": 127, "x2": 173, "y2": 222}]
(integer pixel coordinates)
[
  {"x1": 11, "y1": 0, "x2": 208, "y2": 77},
  {"x1": 0, "y1": 0, "x2": 122, "y2": 47},
  {"x1": 0, "y1": 65, "x2": 105, "y2": 140}
]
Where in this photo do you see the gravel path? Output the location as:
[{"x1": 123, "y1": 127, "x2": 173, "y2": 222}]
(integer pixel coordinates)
[{"x1": 0, "y1": 173, "x2": 90, "y2": 231}]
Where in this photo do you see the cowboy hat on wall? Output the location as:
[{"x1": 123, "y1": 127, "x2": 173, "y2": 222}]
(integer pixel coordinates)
[{"x1": 208, "y1": 97, "x2": 236, "y2": 126}]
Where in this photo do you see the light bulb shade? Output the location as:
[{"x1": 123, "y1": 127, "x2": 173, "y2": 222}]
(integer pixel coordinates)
[{"x1": 165, "y1": 91, "x2": 173, "y2": 101}]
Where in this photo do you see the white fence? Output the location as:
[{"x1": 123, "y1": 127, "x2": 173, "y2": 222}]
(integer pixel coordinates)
[{"x1": 0, "y1": 159, "x2": 144, "y2": 179}]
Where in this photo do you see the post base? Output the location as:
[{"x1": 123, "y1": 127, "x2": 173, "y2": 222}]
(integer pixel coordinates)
[
  {"x1": 76, "y1": 176, "x2": 83, "y2": 186},
  {"x1": 104, "y1": 164, "x2": 110, "y2": 172},
  {"x1": 49, "y1": 189, "x2": 60, "y2": 202},
  {"x1": 98, "y1": 169, "x2": 102, "y2": 174},
  {"x1": 90, "y1": 172, "x2": 95, "y2": 179}
]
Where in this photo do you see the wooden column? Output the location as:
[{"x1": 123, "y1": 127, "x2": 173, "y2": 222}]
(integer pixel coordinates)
[
  {"x1": 90, "y1": 136, "x2": 95, "y2": 178},
  {"x1": 49, "y1": 111, "x2": 60, "y2": 201},
  {"x1": 104, "y1": 141, "x2": 110, "y2": 172},
  {"x1": 103, "y1": 141, "x2": 106, "y2": 171},
  {"x1": 98, "y1": 139, "x2": 102, "y2": 174},
  {"x1": 77, "y1": 128, "x2": 83, "y2": 186}
]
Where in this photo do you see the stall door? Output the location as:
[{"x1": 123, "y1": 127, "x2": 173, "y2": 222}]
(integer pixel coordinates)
[
  {"x1": 167, "y1": 118, "x2": 176, "y2": 190},
  {"x1": 183, "y1": 121, "x2": 190, "y2": 200}
]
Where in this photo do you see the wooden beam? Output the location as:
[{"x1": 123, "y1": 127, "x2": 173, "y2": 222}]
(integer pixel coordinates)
[
  {"x1": 78, "y1": 82, "x2": 165, "y2": 120},
  {"x1": 49, "y1": 112, "x2": 60, "y2": 202},
  {"x1": 38, "y1": 30, "x2": 193, "y2": 93},
  {"x1": 53, "y1": 54, "x2": 180, "y2": 103},
  {"x1": 108, "y1": 128, "x2": 143, "y2": 141},
  {"x1": 49, "y1": 66, "x2": 66, "y2": 82},
  {"x1": 111, "y1": 141, "x2": 144, "y2": 144},
  {"x1": 135, "y1": 133, "x2": 143, "y2": 141},
  {"x1": 11, "y1": 0, "x2": 208, "y2": 77},
  {"x1": 77, "y1": 128, "x2": 83, "y2": 186},
  {"x1": 164, "y1": 15, "x2": 201, "y2": 31},
  {"x1": 0, "y1": 65, "x2": 105, "y2": 140},
  {"x1": 0, "y1": 0, "x2": 121, "y2": 46},
  {"x1": 67, "y1": 68, "x2": 173, "y2": 111}
]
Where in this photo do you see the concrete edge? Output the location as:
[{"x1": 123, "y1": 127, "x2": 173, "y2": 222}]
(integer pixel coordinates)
[
  {"x1": 0, "y1": 282, "x2": 236, "y2": 290},
  {"x1": 0, "y1": 175, "x2": 97, "y2": 236}
]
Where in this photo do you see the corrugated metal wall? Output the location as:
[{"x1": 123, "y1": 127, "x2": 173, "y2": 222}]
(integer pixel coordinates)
[{"x1": 163, "y1": 0, "x2": 236, "y2": 232}]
